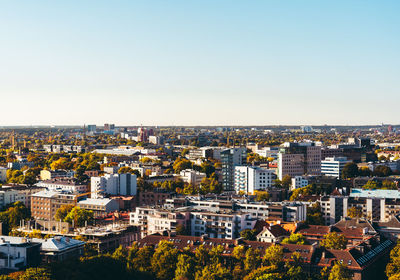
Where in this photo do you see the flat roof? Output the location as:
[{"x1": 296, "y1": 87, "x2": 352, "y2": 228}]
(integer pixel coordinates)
[{"x1": 350, "y1": 188, "x2": 400, "y2": 199}]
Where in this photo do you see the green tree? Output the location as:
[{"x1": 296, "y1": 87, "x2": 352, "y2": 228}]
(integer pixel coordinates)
[
  {"x1": 64, "y1": 206, "x2": 93, "y2": 227},
  {"x1": 244, "y1": 248, "x2": 261, "y2": 272},
  {"x1": 347, "y1": 206, "x2": 363, "y2": 218},
  {"x1": 386, "y1": 241, "x2": 400, "y2": 279},
  {"x1": 131, "y1": 245, "x2": 154, "y2": 272},
  {"x1": 306, "y1": 202, "x2": 324, "y2": 225},
  {"x1": 342, "y1": 162, "x2": 359, "y2": 179},
  {"x1": 374, "y1": 165, "x2": 392, "y2": 177},
  {"x1": 328, "y1": 262, "x2": 352, "y2": 280},
  {"x1": 263, "y1": 245, "x2": 284, "y2": 267},
  {"x1": 281, "y1": 175, "x2": 292, "y2": 189},
  {"x1": 55, "y1": 204, "x2": 74, "y2": 221},
  {"x1": 174, "y1": 254, "x2": 196, "y2": 280},
  {"x1": 320, "y1": 232, "x2": 347, "y2": 250},
  {"x1": 151, "y1": 240, "x2": 179, "y2": 280},
  {"x1": 240, "y1": 229, "x2": 257, "y2": 241},
  {"x1": 281, "y1": 233, "x2": 306, "y2": 245},
  {"x1": 201, "y1": 162, "x2": 215, "y2": 177},
  {"x1": 173, "y1": 158, "x2": 192, "y2": 173},
  {"x1": 19, "y1": 267, "x2": 51, "y2": 280},
  {"x1": 256, "y1": 191, "x2": 270, "y2": 202}
]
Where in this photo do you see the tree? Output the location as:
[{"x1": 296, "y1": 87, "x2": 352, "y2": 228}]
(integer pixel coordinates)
[
  {"x1": 131, "y1": 245, "x2": 154, "y2": 272},
  {"x1": 306, "y1": 202, "x2": 324, "y2": 225},
  {"x1": 386, "y1": 241, "x2": 400, "y2": 279},
  {"x1": 281, "y1": 175, "x2": 291, "y2": 189},
  {"x1": 55, "y1": 204, "x2": 74, "y2": 221},
  {"x1": 328, "y1": 262, "x2": 352, "y2": 280},
  {"x1": 151, "y1": 240, "x2": 179, "y2": 280},
  {"x1": 173, "y1": 158, "x2": 192, "y2": 173},
  {"x1": 64, "y1": 206, "x2": 93, "y2": 227},
  {"x1": 362, "y1": 180, "x2": 379, "y2": 189},
  {"x1": 342, "y1": 162, "x2": 359, "y2": 179},
  {"x1": 112, "y1": 245, "x2": 128, "y2": 263},
  {"x1": 201, "y1": 162, "x2": 215, "y2": 177},
  {"x1": 174, "y1": 254, "x2": 196, "y2": 280},
  {"x1": 263, "y1": 245, "x2": 284, "y2": 267},
  {"x1": 176, "y1": 224, "x2": 187, "y2": 235},
  {"x1": 118, "y1": 166, "x2": 140, "y2": 176},
  {"x1": 320, "y1": 232, "x2": 347, "y2": 250},
  {"x1": 240, "y1": 229, "x2": 257, "y2": 241},
  {"x1": 382, "y1": 180, "x2": 398, "y2": 190},
  {"x1": 374, "y1": 165, "x2": 392, "y2": 177},
  {"x1": 256, "y1": 191, "x2": 270, "y2": 202},
  {"x1": 281, "y1": 233, "x2": 306, "y2": 245},
  {"x1": 347, "y1": 206, "x2": 363, "y2": 218},
  {"x1": 19, "y1": 267, "x2": 51, "y2": 280},
  {"x1": 244, "y1": 248, "x2": 261, "y2": 272}
]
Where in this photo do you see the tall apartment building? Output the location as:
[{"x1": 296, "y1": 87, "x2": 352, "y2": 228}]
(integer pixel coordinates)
[
  {"x1": 321, "y1": 157, "x2": 350, "y2": 178},
  {"x1": 91, "y1": 173, "x2": 137, "y2": 198},
  {"x1": 234, "y1": 166, "x2": 275, "y2": 194},
  {"x1": 277, "y1": 142, "x2": 321, "y2": 180},
  {"x1": 221, "y1": 148, "x2": 247, "y2": 191}
]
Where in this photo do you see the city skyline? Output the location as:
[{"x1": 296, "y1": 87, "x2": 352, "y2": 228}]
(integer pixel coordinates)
[{"x1": 1, "y1": 1, "x2": 400, "y2": 126}]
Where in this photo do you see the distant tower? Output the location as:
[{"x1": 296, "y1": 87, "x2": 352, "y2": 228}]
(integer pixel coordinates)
[{"x1": 10, "y1": 130, "x2": 15, "y2": 150}]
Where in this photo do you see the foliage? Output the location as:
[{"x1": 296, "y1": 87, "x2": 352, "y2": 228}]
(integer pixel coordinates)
[
  {"x1": 320, "y1": 232, "x2": 347, "y2": 250},
  {"x1": 55, "y1": 204, "x2": 75, "y2": 221},
  {"x1": 255, "y1": 191, "x2": 270, "y2": 202},
  {"x1": 306, "y1": 202, "x2": 324, "y2": 225},
  {"x1": 281, "y1": 233, "x2": 306, "y2": 245},
  {"x1": 240, "y1": 229, "x2": 257, "y2": 241},
  {"x1": 347, "y1": 206, "x2": 363, "y2": 218},
  {"x1": 342, "y1": 162, "x2": 359, "y2": 179},
  {"x1": 64, "y1": 207, "x2": 93, "y2": 227},
  {"x1": 328, "y1": 262, "x2": 352, "y2": 280}
]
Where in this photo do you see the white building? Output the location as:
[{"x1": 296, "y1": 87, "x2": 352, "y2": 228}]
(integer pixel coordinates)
[
  {"x1": 190, "y1": 211, "x2": 256, "y2": 239},
  {"x1": 255, "y1": 147, "x2": 279, "y2": 159},
  {"x1": 234, "y1": 166, "x2": 274, "y2": 194},
  {"x1": 0, "y1": 167, "x2": 7, "y2": 183},
  {"x1": 91, "y1": 173, "x2": 137, "y2": 198},
  {"x1": 321, "y1": 157, "x2": 350, "y2": 178},
  {"x1": 130, "y1": 207, "x2": 190, "y2": 238},
  {"x1": 291, "y1": 176, "x2": 309, "y2": 191},
  {"x1": 37, "y1": 179, "x2": 88, "y2": 193},
  {"x1": 179, "y1": 169, "x2": 207, "y2": 186}
]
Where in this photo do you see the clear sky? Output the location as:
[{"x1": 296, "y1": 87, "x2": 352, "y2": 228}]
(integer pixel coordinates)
[{"x1": 1, "y1": 0, "x2": 399, "y2": 126}]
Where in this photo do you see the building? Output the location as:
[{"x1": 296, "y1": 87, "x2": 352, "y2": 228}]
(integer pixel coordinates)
[
  {"x1": 36, "y1": 236, "x2": 85, "y2": 263},
  {"x1": 77, "y1": 198, "x2": 119, "y2": 218},
  {"x1": 291, "y1": 176, "x2": 309, "y2": 191},
  {"x1": 179, "y1": 169, "x2": 207, "y2": 186},
  {"x1": 37, "y1": 178, "x2": 88, "y2": 193},
  {"x1": 39, "y1": 170, "x2": 75, "y2": 181},
  {"x1": 31, "y1": 191, "x2": 79, "y2": 221},
  {"x1": 91, "y1": 173, "x2": 137, "y2": 198},
  {"x1": 190, "y1": 210, "x2": 256, "y2": 239},
  {"x1": 321, "y1": 157, "x2": 350, "y2": 178},
  {"x1": 0, "y1": 167, "x2": 7, "y2": 183},
  {"x1": 221, "y1": 148, "x2": 247, "y2": 191},
  {"x1": 148, "y1": 135, "x2": 164, "y2": 145},
  {"x1": 87, "y1": 124, "x2": 97, "y2": 133},
  {"x1": 0, "y1": 236, "x2": 41, "y2": 270},
  {"x1": 130, "y1": 207, "x2": 190, "y2": 238},
  {"x1": 43, "y1": 145, "x2": 85, "y2": 153},
  {"x1": 277, "y1": 142, "x2": 321, "y2": 180},
  {"x1": 234, "y1": 166, "x2": 275, "y2": 194},
  {"x1": 1, "y1": 184, "x2": 46, "y2": 209}
]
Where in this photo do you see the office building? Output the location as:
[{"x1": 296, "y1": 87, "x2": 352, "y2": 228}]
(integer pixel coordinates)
[
  {"x1": 321, "y1": 157, "x2": 350, "y2": 178},
  {"x1": 277, "y1": 142, "x2": 321, "y2": 180},
  {"x1": 91, "y1": 173, "x2": 137, "y2": 198},
  {"x1": 221, "y1": 148, "x2": 247, "y2": 191},
  {"x1": 234, "y1": 166, "x2": 275, "y2": 194}
]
